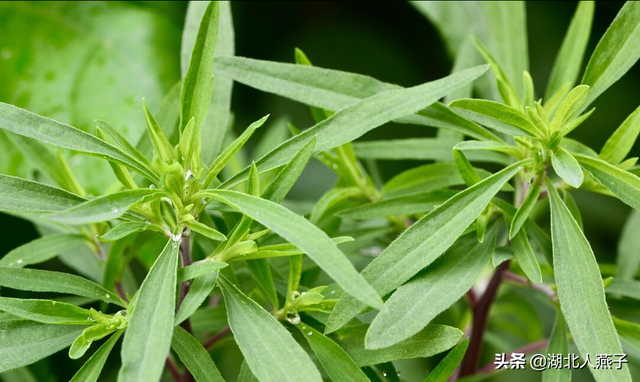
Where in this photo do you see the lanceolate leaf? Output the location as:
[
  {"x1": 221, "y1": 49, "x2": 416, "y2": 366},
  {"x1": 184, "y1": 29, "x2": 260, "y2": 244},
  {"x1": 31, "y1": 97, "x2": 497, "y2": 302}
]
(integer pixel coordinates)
[
  {"x1": 449, "y1": 99, "x2": 538, "y2": 137},
  {"x1": 0, "y1": 102, "x2": 158, "y2": 182},
  {"x1": 221, "y1": 65, "x2": 490, "y2": 187},
  {"x1": 296, "y1": 323, "x2": 369, "y2": 382},
  {"x1": 0, "y1": 268, "x2": 125, "y2": 307},
  {"x1": 542, "y1": 310, "x2": 570, "y2": 382},
  {"x1": 261, "y1": 136, "x2": 316, "y2": 203},
  {"x1": 0, "y1": 320, "x2": 84, "y2": 373},
  {"x1": 98, "y1": 222, "x2": 148, "y2": 242},
  {"x1": 69, "y1": 330, "x2": 123, "y2": 382},
  {"x1": 576, "y1": 154, "x2": 640, "y2": 211},
  {"x1": 214, "y1": 56, "x2": 498, "y2": 141},
  {"x1": 47, "y1": 189, "x2": 161, "y2": 225},
  {"x1": 423, "y1": 339, "x2": 469, "y2": 382},
  {"x1": 172, "y1": 326, "x2": 224, "y2": 382},
  {"x1": 511, "y1": 229, "x2": 542, "y2": 283},
  {"x1": 338, "y1": 191, "x2": 456, "y2": 221},
  {"x1": 203, "y1": 190, "x2": 383, "y2": 310},
  {"x1": 600, "y1": 105, "x2": 640, "y2": 165},
  {"x1": 0, "y1": 174, "x2": 84, "y2": 213},
  {"x1": 326, "y1": 161, "x2": 525, "y2": 333},
  {"x1": 582, "y1": 2, "x2": 640, "y2": 109},
  {"x1": 219, "y1": 277, "x2": 322, "y2": 382},
  {"x1": 545, "y1": 1, "x2": 595, "y2": 100},
  {"x1": 547, "y1": 180, "x2": 631, "y2": 382},
  {"x1": 0, "y1": 297, "x2": 92, "y2": 325},
  {"x1": 0, "y1": 233, "x2": 87, "y2": 268},
  {"x1": 177, "y1": 260, "x2": 227, "y2": 283},
  {"x1": 551, "y1": 148, "x2": 584, "y2": 188},
  {"x1": 175, "y1": 271, "x2": 219, "y2": 326},
  {"x1": 510, "y1": 180, "x2": 541, "y2": 238},
  {"x1": 366, "y1": 229, "x2": 496, "y2": 349},
  {"x1": 616, "y1": 210, "x2": 640, "y2": 280},
  {"x1": 118, "y1": 239, "x2": 180, "y2": 382},
  {"x1": 335, "y1": 324, "x2": 463, "y2": 367},
  {"x1": 180, "y1": 1, "x2": 219, "y2": 131}
]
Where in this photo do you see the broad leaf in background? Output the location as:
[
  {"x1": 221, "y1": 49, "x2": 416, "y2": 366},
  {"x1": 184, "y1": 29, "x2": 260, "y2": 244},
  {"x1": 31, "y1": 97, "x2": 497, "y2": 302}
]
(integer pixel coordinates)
[
  {"x1": 0, "y1": 174, "x2": 84, "y2": 213},
  {"x1": 547, "y1": 181, "x2": 631, "y2": 382},
  {"x1": 423, "y1": 339, "x2": 469, "y2": 382},
  {"x1": 542, "y1": 311, "x2": 570, "y2": 382},
  {"x1": 616, "y1": 210, "x2": 640, "y2": 280},
  {"x1": 0, "y1": 1, "x2": 181, "y2": 190},
  {"x1": 172, "y1": 326, "x2": 225, "y2": 382},
  {"x1": 219, "y1": 277, "x2": 323, "y2": 382},
  {"x1": 0, "y1": 233, "x2": 86, "y2": 268},
  {"x1": 118, "y1": 239, "x2": 179, "y2": 382}
]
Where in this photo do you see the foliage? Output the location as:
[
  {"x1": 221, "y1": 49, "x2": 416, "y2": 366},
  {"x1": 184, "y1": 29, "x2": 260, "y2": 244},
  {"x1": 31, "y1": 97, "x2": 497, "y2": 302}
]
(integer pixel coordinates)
[{"x1": 1, "y1": 1, "x2": 640, "y2": 382}]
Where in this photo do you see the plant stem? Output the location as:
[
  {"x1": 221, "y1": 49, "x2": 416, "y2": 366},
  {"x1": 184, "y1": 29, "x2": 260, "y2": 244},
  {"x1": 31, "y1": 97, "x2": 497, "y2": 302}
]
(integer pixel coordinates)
[
  {"x1": 459, "y1": 260, "x2": 511, "y2": 377},
  {"x1": 503, "y1": 271, "x2": 557, "y2": 301},
  {"x1": 203, "y1": 326, "x2": 231, "y2": 351},
  {"x1": 177, "y1": 230, "x2": 195, "y2": 382},
  {"x1": 166, "y1": 357, "x2": 181, "y2": 382}
]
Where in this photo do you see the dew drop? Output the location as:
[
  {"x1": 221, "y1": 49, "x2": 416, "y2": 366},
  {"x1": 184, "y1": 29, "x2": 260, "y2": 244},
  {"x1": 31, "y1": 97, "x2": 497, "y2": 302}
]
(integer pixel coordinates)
[
  {"x1": 16, "y1": 259, "x2": 23, "y2": 265},
  {"x1": 330, "y1": 290, "x2": 336, "y2": 295},
  {"x1": 149, "y1": 184, "x2": 155, "y2": 189},
  {"x1": 307, "y1": 331, "x2": 312, "y2": 336},
  {"x1": 111, "y1": 207, "x2": 119, "y2": 214},
  {"x1": 145, "y1": 220, "x2": 151, "y2": 225},
  {"x1": 171, "y1": 233, "x2": 181, "y2": 242},
  {"x1": 291, "y1": 291, "x2": 300, "y2": 300},
  {"x1": 105, "y1": 294, "x2": 110, "y2": 299},
  {"x1": 332, "y1": 164, "x2": 338, "y2": 169},
  {"x1": 301, "y1": 292, "x2": 306, "y2": 296},
  {"x1": 397, "y1": 371, "x2": 401, "y2": 376},
  {"x1": 286, "y1": 311, "x2": 300, "y2": 325},
  {"x1": 382, "y1": 372, "x2": 387, "y2": 377},
  {"x1": 185, "y1": 169, "x2": 193, "y2": 181},
  {"x1": 201, "y1": 198, "x2": 207, "y2": 205}
]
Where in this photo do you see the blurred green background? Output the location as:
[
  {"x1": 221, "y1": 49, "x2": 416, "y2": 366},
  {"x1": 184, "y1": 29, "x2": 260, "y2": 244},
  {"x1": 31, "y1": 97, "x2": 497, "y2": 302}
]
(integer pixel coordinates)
[{"x1": 0, "y1": 2, "x2": 638, "y2": 381}]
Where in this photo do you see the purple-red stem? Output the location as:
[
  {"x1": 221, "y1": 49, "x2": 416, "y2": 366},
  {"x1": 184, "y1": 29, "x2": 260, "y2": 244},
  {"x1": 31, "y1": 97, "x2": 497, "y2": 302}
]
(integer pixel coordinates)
[
  {"x1": 459, "y1": 260, "x2": 511, "y2": 377},
  {"x1": 203, "y1": 326, "x2": 231, "y2": 351}
]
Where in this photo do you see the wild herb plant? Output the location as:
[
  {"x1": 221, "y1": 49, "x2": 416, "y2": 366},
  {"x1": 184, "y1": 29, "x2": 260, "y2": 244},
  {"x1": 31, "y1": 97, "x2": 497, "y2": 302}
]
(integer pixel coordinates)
[{"x1": 1, "y1": 1, "x2": 640, "y2": 382}]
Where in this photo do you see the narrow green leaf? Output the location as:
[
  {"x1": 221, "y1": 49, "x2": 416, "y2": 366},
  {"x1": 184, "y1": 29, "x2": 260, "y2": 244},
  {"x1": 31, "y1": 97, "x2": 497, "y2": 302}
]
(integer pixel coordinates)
[
  {"x1": 453, "y1": 150, "x2": 481, "y2": 186},
  {"x1": 613, "y1": 317, "x2": 640, "y2": 353},
  {"x1": 511, "y1": 229, "x2": 542, "y2": 283},
  {"x1": 178, "y1": 117, "x2": 201, "y2": 172},
  {"x1": 545, "y1": 1, "x2": 595, "y2": 100},
  {"x1": 423, "y1": 338, "x2": 469, "y2": 382},
  {"x1": 237, "y1": 360, "x2": 259, "y2": 382},
  {"x1": 616, "y1": 210, "x2": 640, "y2": 280},
  {"x1": 450, "y1": 99, "x2": 538, "y2": 137},
  {"x1": 172, "y1": 326, "x2": 224, "y2": 382},
  {"x1": 547, "y1": 179, "x2": 631, "y2": 382},
  {"x1": 221, "y1": 65, "x2": 489, "y2": 187},
  {"x1": 175, "y1": 271, "x2": 219, "y2": 326},
  {"x1": 261, "y1": 136, "x2": 316, "y2": 203},
  {"x1": 0, "y1": 233, "x2": 86, "y2": 268},
  {"x1": 510, "y1": 180, "x2": 541, "y2": 238},
  {"x1": 472, "y1": 38, "x2": 521, "y2": 107},
  {"x1": 47, "y1": 189, "x2": 160, "y2": 225},
  {"x1": 178, "y1": 261, "x2": 227, "y2": 283},
  {"x1": 0, "y1": 268, "x2": 125, "y2": 307},
  {"x1": 180, "y1": 1, "x2": 219, "y2": 131},
  {"x1": 0, "y1": 174, "x2": 84, "y2": 213},
  {"x1": 98, "y1": 222, "x2": 147, "y2": 242},
  {"x1": 338, "y1": 191, "x2": 455, "y2": 220},
  {"x1": 600, "y1": 105, "x2": 640, "y2": 164},
  {"x1": 96, "y1": 120, "x2": 152, "y2": 168},
  {"x1": 310, "y1": 187, "x2": 363, "y2": 224},
  {"x1": 607, "y1": 279, "x2": 640, "y2": 301},
  {"x1": 204, "y1": 190, "x2": 383, "y2": 310},
  {"x1": 296, "y1": 323, "x2": 368, "y2": 382},
  {"x1": 238, "y1": 237, "x2": 353, "y2": 261},
  {"x1": 4, "y1": 132, "x2": 68, "y2": 189},
  {"x1": 213, "y1": 57, "x2": 498, "y2": 141},
  {"x1": 219, "y1": 277, "x2": 322, "y2": 382},
  {"x1": 582, "y1": 2, "x2": 640, "y2": 108},
  {"x1": 69, "y1": 330, "x2": 123, "y2": 382},
  {"x1": 186, "y1": 220, "x2": 227, "y2": 241},
  {"x1": 549, "y1": 85, "x2": 590, "y2": 132},
  {"x1": 576, "y1": 154, "x2": 640, "y2": 211},
  {"x1": 247, "y1": 259, "x2": 279, "y2": 310},
  {"x1": 142, "y1": 100, "x2": 175, "y2": 163},
  {"x1": 0, "y1": 102, "x2": 158, "y2": 182},
  {"x1": 542, "y1": 310, "x2": 570, "y2": 382},
  {"x1": 335, "y1": 324, "x2": 462, "y2": 367},
  {"x1": 0, "y1": 320, "x2": 84, "y2": 373},
  {"x1": 203, "y1": 115, "x2": 269, "y2": 186},
  {"x1": 0, "y1": 297, "x2": 92, "y2": 325},
  {"x1": 551, "y1": 148, "x2": 584, "y2": 188},
  {"x1": 382, "y1": 163, "x2": 464, "y2": 197},
  {"x1": 326, "y1": 161, "x2": 525, "y2": 333},
  {"x1": 454, "y1": 140, "x2": 521, "y2": 159},
  {"x1": 183, "y1": 2, "x2": 235, "y2": 163},
  {"x1": 118, "y1": 239, "x2": 180, "y2": 382},
  {"x1": 366, "y1": 229, "x2": 495, "y2": 349}
]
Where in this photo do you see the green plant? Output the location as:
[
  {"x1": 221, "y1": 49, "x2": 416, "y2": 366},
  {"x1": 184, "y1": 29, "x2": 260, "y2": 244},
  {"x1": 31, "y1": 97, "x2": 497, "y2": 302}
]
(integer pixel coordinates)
[{"x1": 1, "y1": 1, "x2": 640, "y2": 382}]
